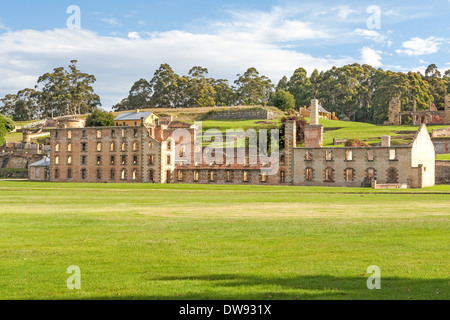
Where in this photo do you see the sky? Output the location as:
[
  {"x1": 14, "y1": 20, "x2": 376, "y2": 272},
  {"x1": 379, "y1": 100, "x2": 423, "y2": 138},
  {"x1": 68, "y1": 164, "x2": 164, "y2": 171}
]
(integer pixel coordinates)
[{"x1": 0, "y1": 0, "x2": 449, "y2": 109}]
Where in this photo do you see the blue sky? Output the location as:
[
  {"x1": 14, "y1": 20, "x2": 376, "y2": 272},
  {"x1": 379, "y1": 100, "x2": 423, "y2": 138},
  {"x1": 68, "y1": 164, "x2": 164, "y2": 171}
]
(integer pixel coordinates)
[{"x1": 0, "y1": 0, "x2": 448, "y2": 109}]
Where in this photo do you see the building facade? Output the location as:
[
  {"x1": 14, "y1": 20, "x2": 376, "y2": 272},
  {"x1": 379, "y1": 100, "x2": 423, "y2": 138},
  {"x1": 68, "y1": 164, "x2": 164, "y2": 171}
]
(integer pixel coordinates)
[{"x1": 49, "y1": 102, "x2": 436, "y2": 188}]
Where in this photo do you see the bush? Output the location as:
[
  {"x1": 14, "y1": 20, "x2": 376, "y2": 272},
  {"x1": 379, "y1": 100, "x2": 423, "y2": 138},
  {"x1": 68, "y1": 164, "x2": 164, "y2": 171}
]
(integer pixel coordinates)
[
  {"x1": 85, "y1": 109, "x2": 115, "y2": 127},
  {"x1": 345, "y1": 138, "x2": 370, "y2": 147},
  {"x1": 271, "y1": 89, "x2": 296, "y2": 112}
]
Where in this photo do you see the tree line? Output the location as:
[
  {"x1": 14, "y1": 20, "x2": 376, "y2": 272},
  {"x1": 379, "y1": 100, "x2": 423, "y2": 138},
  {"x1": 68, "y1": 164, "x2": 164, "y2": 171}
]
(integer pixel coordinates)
[
  {"x1": 115, "y1": 63, "x2": 450, "y2": 124},
  {"x1": 112, "y1": 64, "x2": 274, "y2": 111},
  {"x1": 0, "y1": 60, "x2": 100, "y2": 121},
  {"x1": 1, "y1": 61, "x2": 449, "y2": 125}
]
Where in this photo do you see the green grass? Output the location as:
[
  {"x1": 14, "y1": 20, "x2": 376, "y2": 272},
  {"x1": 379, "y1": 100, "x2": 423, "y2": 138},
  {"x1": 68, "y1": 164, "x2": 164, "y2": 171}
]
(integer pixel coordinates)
[
  {"x1": 436, "y1": 154, "x2": 450, "y2": 161},
  {"x1": 0, "y1": 181, "x2": 448, "y2": 300},
  {"x1": 196, "y1": 118, "x2": 448, "y2": 148},
  {"x1": 4, "y1": 132, "x2": 23, "y2": 143}
]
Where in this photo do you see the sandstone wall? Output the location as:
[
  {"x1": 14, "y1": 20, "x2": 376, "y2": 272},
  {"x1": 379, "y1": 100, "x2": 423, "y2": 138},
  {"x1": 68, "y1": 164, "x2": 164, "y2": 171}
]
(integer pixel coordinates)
[
  {"x1": 207, "y1": 108, "x2": 276, "y2": 120},
  {"x1": 436, "y1": 161, "x2": 450, "y2": 185}
]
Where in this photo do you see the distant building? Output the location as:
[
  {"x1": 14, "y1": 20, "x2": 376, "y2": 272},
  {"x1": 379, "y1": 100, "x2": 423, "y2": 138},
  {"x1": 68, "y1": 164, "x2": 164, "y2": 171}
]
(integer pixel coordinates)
[
  {"x1": 300, "y1": 102, "x2": 338, "y2": 121},
  {"x1": 114, "y1": 111, "x2": 159, "y2": 127},
  {"x1": 28, "y1": 157, "x2": 50, "y2": 181}
]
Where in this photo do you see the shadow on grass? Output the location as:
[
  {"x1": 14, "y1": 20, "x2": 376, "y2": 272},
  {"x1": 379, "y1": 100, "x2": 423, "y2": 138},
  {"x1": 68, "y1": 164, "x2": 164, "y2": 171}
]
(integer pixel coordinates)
[{"x1": 76, "y1": 274, "x2": 449, "y2": 300}]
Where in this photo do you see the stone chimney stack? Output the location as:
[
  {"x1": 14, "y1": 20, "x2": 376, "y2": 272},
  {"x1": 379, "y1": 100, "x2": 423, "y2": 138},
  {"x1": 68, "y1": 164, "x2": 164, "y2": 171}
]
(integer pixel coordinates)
[
  {"x1": 311, "y1": 99, "x2": 319, "y2": 125},
  {"x1": 304, "y1": 99, "x2": 324, "y2": 148},
  {"x1": 381, "y1": 136, "x2": 391, "y2": 147}
]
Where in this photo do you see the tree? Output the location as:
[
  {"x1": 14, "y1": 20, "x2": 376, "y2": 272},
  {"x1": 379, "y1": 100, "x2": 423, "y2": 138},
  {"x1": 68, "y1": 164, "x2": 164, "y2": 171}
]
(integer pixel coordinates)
[
  {"x1": 186, "y1": 66, "x2": 216, "y2": 108},
  {"x1": 113, "y1": 79, "x2": 152, "y2": 111},
  {"x1": 34, "y1": 61, "x2": 100, "y2": 117},
  {"x1": 271, "y1": 89, "x2": 295, "y2": 111},
  {"x1": 234, "y1": 67, "x2": 274, "y2": 106},
  {"x1": 424, "y1": 64, "x2": 446, "y2": 108},
  {"x1": 0, "y1": 114, "x2": 15, "y2": 145},
  {"x1": 66, "y1": 60, "x2": 101, "y2": 114},
  {"x1": 149, "y1": 63, "x2": 180, "y2": 108},
  {"x1": 85, "y1": 109, "x2": 115, "y2": 127},
  {"x1": 276, "y1": 76, "x2": 289, "y2": 91},
  {"x1": 213, "y1": 79, "x2": 235, "y2": 106},
  {"x1": 287, "y1": 67, "x2": 311, "y2": 108}
]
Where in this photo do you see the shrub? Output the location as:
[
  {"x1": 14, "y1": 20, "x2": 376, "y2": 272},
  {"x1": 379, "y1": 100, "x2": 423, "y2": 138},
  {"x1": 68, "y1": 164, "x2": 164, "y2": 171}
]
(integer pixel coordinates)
[
  {"x1": 85, "y1": 109, "x2": 115, "y2": 127},
  {"x1": 345, "y1": 138, "x2": 370, "y2": 147},
  {"x1": 271, "y1": 89, "x2": 296, "y2": 112}
]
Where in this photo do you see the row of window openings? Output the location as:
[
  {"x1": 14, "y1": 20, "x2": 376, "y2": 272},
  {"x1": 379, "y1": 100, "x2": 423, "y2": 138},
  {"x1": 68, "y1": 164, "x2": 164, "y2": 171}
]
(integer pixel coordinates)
[
  {"x1": 305, "y1": 150, "x2": 398, "y2": 161},
  {"x1": 54, "y1": 155, "x2": 171, "y2": 166},
  {"x1": 177, "y1": 170, "x2": 286, "y2": 183},
  {"x1": 56, "y1": 142, "x2": 141, "y2": 153},
  {"x1": 304, "y1": 168, "x2": 395, "y2": 183},
  {"x1": 61, "y1": 129, "x2": 140, "y2": 140},
  {"x1": 55, "y1": 155, "x2": 139, "y2": 166},
  {"x1": 55, "y1": 168, "x2": 139, "y2": 180}
]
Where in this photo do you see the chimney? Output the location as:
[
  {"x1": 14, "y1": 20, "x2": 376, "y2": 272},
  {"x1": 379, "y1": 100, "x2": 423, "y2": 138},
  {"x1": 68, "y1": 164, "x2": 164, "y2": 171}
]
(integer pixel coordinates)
[
  {"x1": 381, "y1": 136, "x2": 391, "y2": 147},
  {"x1": 311, "y1": 99, "x2": 319, "y2": 125}
]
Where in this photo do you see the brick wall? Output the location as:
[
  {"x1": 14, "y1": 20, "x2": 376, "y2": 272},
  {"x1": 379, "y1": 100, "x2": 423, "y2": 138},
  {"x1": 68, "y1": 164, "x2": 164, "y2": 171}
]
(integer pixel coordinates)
[{"x1": 436, "y1": 161, "x2": 450, "y2": 185}]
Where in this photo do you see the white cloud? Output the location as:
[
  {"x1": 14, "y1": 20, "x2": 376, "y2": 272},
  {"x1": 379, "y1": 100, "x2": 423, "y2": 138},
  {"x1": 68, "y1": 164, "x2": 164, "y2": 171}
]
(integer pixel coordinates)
[
  {"x1": 383, "y1": 10, "x2": 400, "y2": 16},
  {"x1": 128, "y1": 32, "x2": 141, "y2": 40},
  {"x1": 353, "y1": 29, "x2": 387, "y2": 44},
  {"x1": 0, "y1": 28, "x2": 352, "y2": 109},
  {"x1": 216, "y1": 6, "x2": 331, "y2": 42},
  {"x1": 396, "y1": 36, "x2": 443, "y2": 56},
  {"x1": 360, "y1": 47, "x2": 383, "y2": 67},
  {"x1": 0, "y1": 19, "x2": 10, "y2": 31},
  {"x1": 336, "y1": 6, "x2": 356, "y2": 20},
  {"x1": 101, "y1": 18, "x2": 123, "y2": 27}
]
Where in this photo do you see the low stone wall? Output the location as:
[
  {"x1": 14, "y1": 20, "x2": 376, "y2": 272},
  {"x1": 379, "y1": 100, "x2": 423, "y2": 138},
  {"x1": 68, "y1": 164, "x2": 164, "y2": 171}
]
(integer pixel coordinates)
[
  {"x1": 432, "y1": 127, "x2": 450, "y2": 138},
  {"x1": 0, "y1": 169, "x2": 28, "y2": 179},
  {"x1": 432, "y1": 138, "x2": 450, "y2": 154},
  {"x1": 436, "y1": 161, "x2": 450, "y2": 185},
  {"x1": 207, "y1": 108, "x2": 276, "y2": 121}
]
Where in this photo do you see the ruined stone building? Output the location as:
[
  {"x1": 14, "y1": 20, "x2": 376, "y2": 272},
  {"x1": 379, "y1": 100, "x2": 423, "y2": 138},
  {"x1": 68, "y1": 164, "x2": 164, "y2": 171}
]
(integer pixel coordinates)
[
  {"x1": 46, "y1": 100, "x2": 436, "y2": 188},
  {"x1": 387, "y1": 94, "x2": 450, "y2": 125}
]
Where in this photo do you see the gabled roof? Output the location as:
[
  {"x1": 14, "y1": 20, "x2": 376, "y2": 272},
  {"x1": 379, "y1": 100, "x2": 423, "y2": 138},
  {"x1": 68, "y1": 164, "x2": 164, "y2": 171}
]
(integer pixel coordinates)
[
  {"x1": 114, "y1": 111, "x2": 156, "y2": 121},
  {"x1": 29, "y1": 157, "x2": 50, "y2": 167},
  {"x1": 317, "y1": 105, "x2": 331, "y2": 114}
]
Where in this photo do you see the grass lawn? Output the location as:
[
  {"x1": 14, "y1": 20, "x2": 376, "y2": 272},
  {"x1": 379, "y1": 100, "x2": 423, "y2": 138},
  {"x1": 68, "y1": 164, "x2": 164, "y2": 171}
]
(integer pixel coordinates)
[
  {"x1": 4, "y1": 132, "x2": 23, "y2": 143},
  {"x1": 0, "y1": 181, "x2": 448, "y2": 300},
  {"x1": 196, "y1": 118, "x2": 448, "y2": 148},
  {"x1": 436, "y1": 154, "x2": 450, "y2": 161}
]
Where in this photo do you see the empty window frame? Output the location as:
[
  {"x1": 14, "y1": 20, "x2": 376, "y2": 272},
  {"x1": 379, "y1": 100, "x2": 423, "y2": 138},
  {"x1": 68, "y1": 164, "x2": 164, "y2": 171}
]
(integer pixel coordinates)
[
  {"x1": 324, "y1": 167, "x2": 334, "y2": 182},
  {"x1": 345, "y1": 168, "x2": 354, "y2": 182},
  {"x1": 346, "y1": 150, "x2": 353, "y2": 161},
  {"x1": 193, "y1": 170, "x2": 200, "y2": 182},
  {"x1": 305, "y1": 168, "x2": 314, "y2": 181}
]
